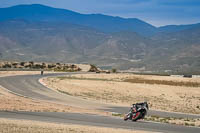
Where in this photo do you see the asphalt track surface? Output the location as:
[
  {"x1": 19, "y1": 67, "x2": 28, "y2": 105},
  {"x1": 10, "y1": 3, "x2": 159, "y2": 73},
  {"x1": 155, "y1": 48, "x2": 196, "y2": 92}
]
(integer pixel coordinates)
[{"x1": 0, "y1": 72, "x2": 200, "y2": 133}]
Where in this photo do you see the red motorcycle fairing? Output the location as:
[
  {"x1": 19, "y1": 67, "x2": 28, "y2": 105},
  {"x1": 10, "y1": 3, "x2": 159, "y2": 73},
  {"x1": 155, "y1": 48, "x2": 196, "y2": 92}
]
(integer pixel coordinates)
[{"x1": 132, "y1": 112, "x2": 140, "y2": 119}]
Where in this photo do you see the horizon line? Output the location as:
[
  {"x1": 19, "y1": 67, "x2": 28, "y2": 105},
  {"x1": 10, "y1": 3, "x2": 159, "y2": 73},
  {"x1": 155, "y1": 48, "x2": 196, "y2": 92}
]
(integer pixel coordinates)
[{"x1": 1, "y1": 3, "x2": 200, "y2": 28}]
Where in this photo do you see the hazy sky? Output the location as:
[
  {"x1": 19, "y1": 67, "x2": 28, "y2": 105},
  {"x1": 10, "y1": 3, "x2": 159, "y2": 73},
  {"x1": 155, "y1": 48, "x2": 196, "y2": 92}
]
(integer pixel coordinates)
[{"x1": 1, "y1": 0, "x2": 200, "y2": 26}]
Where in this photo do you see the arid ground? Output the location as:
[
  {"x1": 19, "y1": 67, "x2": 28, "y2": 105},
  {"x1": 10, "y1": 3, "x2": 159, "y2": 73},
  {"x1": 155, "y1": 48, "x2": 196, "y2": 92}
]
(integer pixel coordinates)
[
  {"x1": 43, "y1": 73, "x2": 200, "y2": 114},
  {"x1": 0, "y1": 71, "x2": 129, "y2": 133},
  {"x1": 1, "y1": 71, "x2": 200, "y2": 131}
]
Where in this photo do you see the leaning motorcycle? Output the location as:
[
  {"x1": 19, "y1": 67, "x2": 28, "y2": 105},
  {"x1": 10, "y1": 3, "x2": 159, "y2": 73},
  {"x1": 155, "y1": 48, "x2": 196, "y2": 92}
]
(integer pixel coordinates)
[{"x1": 124, "y1": 102, "x2": 149, "y2": 121}]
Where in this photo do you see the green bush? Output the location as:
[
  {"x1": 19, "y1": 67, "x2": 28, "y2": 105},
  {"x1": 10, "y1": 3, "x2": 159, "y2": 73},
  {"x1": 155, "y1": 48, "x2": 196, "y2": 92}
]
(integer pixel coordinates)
[{"x1": 111, "y1": 68, "x2": 117, "y2": 73}]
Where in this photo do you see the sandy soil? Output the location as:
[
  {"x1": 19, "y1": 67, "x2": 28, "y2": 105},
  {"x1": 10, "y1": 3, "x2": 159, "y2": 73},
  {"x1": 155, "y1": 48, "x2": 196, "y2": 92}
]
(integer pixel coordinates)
[
  {"x1": 43, "y1": 73, "x2": 200, "y2": 114},
  {"x1": 75, "y1": 64, "x2": 91, "y2": 72},
  {"x1": 0, "y1": 118, "x2": 157, "y2": 133},
  {"x1": 0, "y1": 85, "x2": 109, "y2": 115}
]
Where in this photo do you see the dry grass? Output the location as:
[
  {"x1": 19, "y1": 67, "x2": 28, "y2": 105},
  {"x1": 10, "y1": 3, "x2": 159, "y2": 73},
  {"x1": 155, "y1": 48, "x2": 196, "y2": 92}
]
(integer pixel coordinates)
[
  {"x1": 144, "y1": 116, "x2": 200, "y2": 127},
  {"x1": 43, "y1": 73, "x2": 200, "y2": 114},
  {"x1": 0, "y1": 118, "x2": 156, "y2": 133},
  {"x1": 124, "y1": 78, "x2": 200, "y2": 87},
  {"x1": 73, "y1": 73, "x2": 200, "y2": 83},
  {"x1": 58, "y1": 75, "x2": 200, "y2": 87}
]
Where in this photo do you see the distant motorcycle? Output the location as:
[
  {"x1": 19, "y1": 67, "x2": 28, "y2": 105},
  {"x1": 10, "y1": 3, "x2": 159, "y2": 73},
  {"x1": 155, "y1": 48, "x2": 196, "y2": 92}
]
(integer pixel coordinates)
[{"x1": 124, "y1": 102, "x2": 149, "y2": 121}]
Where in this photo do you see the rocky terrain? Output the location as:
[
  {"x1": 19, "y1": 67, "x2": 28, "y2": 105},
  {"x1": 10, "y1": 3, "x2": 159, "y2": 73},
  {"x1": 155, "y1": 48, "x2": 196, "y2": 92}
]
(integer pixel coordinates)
[
  {"x1": 0, "y1": 61, "x2": 106, "y2": 73},
  {"x1": 0, "y1": 61, "x2": 81, "y2": 72}
]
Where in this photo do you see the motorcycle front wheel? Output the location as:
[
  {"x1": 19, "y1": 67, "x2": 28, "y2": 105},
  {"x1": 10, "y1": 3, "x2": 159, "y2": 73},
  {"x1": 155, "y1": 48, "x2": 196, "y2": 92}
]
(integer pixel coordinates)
[{"x1": 124, "y1": 114, "x2": 130, "y2": 121}]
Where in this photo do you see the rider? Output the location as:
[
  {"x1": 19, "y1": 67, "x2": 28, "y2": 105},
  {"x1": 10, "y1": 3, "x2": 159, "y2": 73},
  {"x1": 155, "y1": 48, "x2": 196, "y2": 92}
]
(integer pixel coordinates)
[
  {"x1": 126, "y1": 102, "x2": 148, "y2": 120},
  {"x1": 132, "y1": 102, "x2": 148, "y2": 112}
]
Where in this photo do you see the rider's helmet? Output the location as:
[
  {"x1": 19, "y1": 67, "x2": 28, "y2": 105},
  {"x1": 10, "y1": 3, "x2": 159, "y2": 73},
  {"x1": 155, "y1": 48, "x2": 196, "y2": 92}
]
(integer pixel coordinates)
[{"x1": 132, "y1": 104, "x2": 136, "y2": 107}]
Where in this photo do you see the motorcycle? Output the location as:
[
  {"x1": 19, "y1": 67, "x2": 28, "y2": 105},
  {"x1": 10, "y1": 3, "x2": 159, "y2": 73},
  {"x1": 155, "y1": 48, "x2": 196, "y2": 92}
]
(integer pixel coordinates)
[{"x1": 124, "y1": 102, "x2": 149, "y2": 121}]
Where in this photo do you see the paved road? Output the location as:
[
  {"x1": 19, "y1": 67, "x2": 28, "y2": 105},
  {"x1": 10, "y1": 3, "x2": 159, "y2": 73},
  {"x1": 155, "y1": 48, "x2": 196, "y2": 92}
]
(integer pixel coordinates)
[
  {"x1": 0, "y1": 111, "x2": 199, "y2": 133},
  {"x1": 106, "y1": 107, "x2": 200, "y2": 119},
  {"x1": 0, "y1": 73, "x2": 200, "y2": 133},
  {"x1": 0, "y1": 73, "x2": 108, "y2": 109}
]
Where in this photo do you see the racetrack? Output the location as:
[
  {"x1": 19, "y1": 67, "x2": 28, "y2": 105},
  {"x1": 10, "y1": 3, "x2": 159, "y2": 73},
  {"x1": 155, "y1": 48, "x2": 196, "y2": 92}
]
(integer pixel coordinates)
[
  {"x1": 0, "y1": 72, "x2": 200, "y2": 133},
  {"x1": 0, "y1": 111, "x2": 200, "y2": 133},
  {"x1": 0, "y1": 73, "x2": 108, "y2": 109}
]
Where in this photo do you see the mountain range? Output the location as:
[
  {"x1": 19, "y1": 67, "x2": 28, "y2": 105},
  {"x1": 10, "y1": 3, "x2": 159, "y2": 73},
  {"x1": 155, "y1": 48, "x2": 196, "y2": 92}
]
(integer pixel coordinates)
[{"x1": 0, "y1": 4, "x2": 200, "y2": 73}]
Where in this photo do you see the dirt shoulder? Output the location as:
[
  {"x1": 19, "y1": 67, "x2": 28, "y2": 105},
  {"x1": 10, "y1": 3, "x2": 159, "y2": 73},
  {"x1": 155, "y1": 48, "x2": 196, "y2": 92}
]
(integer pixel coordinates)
[
  {"x1": 0, "y1": 118, "x2": 156, "y2": 133},
  {"x1": 42, "y1": 73, "x2": 200, "y2": 114}
]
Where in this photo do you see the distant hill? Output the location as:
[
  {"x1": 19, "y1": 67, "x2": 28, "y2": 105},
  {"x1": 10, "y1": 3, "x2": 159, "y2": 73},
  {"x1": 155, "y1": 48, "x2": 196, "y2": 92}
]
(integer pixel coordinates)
[
  {"x1": 0, "y1": 20, "x2": 108, "y2": 62},
  {"x1": 88, "y1": 31, "x2": 152, "y2": 59},
  {"x1": 0, "y1": 4, "x2": 157, "y2": 37},
  {"x1": 158, "y1": 23, "x2": 200, "y2": 33},
  {"x1": 149, "y1": 25, "x2": 200, "y2": 72},
  {"x1": 0, "y1": 4, "x2": 200, "y2": 73}
]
